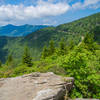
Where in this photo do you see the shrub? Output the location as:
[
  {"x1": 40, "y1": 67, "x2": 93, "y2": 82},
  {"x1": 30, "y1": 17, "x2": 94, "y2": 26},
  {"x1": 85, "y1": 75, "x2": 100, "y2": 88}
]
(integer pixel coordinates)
[{"x1": 58, "y1": 46, "x2": 100, "y2": 98}]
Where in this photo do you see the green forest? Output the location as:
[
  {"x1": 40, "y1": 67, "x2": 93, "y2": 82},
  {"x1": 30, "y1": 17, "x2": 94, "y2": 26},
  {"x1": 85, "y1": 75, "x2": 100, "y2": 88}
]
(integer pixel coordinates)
[
  {"x1": 0, "y1": 13, "x2": 100, "y2": 99},
  {"x1": 0, "y1": 12, "x2": 100, "y2": 63}
]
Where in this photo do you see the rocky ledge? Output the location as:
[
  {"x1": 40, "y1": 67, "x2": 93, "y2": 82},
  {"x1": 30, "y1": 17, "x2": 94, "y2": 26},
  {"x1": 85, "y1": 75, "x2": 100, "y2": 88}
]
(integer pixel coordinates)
[{"x1": 0, "y1": 72, "x2": 74, "y2": 100}]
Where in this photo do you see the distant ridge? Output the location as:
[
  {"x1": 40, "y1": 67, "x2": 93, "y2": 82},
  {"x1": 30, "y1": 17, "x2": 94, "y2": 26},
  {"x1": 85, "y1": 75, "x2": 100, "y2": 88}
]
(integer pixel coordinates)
[
  {"x1": 0, "y1": 12, "x2": 100, "y2": 63},
  {"x1": 0, "y1": 24, "x2": 49, "y2": 37}
]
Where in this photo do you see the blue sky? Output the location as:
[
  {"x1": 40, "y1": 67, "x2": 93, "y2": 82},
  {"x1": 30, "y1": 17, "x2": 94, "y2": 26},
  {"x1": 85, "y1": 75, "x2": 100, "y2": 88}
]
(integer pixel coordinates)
[{"x1": 0, "y1": 0, "x2": 100, "y2": 26}]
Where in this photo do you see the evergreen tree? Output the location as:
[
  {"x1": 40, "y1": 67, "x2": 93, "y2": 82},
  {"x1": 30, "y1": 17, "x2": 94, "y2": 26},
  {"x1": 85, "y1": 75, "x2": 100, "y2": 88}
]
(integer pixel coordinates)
[
  {"x1": 41, "y1": 45, "x2": 48, "y2": 59},
  {"x1": 22, "y1": 47, "x2": 33, "y2": 67},
  {"x1": 69, "y1": 40, "x2": 75, "y2": 50},
  {"x1": 6, "y1": 54, "x2": 13, "y2": 66},
  {"x1": 0, "y1": 60, "x2": 2, "y2": 67},
  {"x1": 92, "y1": 26, "x2": 100, "y2": 42},
  {"x1": 48, "y1": 40, "x2": 55, "y2": 56},
  {"x1": 83, "y1": 33, "x2": 94, "y2": 44},
  {"x1": 58, "y1": 38, "x2": 67, "y2": 55},
  {"x1": 83, "y1": 33, "x2": 97, "y2": 51}
]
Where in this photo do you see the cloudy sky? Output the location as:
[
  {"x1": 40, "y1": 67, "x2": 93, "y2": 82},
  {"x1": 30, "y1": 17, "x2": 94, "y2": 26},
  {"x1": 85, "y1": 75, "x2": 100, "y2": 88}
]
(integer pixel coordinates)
[{"x1": 0, "y1": 0, "x2": 100, "y2": 26}]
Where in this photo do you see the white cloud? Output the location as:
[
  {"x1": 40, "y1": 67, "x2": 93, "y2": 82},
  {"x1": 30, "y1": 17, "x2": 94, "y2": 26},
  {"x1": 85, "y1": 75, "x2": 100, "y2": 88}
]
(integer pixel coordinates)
[
  {"x1": 72, "y1": 2, "x2": 82, "y2": 9},
  {"x1": 0, "y1": 0, "x2": 100, "y2": 25},
  {"x1": 0, "y1": 1, "x2": 70, "y2": 24},
  {"x1": 24, "y1": 2, "x2": 70, "y2": 18},
  {"x1": 84, "y1": 0, "x2": 100, "y2": 6},
  {"x1": 72, "y1": 0, "x2": 100, "y2": 9},
  {"x1": 42, "y1": 18, "x2": 57, "y2": 25}
]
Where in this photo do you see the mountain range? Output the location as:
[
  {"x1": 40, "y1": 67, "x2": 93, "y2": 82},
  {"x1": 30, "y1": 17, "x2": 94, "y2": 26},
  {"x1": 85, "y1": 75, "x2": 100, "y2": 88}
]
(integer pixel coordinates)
[
  {"x1": 0, "y1": 24, "x2": 49, "y2": 37},
  {"x1": 0, "y1": 12, "x2": 100, "y2": 63}
]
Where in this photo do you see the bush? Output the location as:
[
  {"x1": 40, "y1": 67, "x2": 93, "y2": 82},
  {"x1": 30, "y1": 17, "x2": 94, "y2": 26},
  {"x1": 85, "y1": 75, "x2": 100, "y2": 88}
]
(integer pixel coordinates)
[
  {"x1": 58, "y1": 46, "x2": 100, "y2": 98},
  {"x1": 12, "y1": 65, "x2": 34, "y2": 77}
]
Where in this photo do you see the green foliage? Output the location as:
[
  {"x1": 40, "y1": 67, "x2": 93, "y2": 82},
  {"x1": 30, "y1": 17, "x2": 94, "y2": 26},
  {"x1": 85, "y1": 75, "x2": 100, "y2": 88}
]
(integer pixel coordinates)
[
  {"x1": 6, "y1": 54, "x2": 14, "y2": 68},
  {"x1": 38, "y1": 34, "x2": 100, "y2": 98},
  {"x1": 0, "y1": 64, "x2": 35, "y2": 78},
  {"x1": 41, "y1": 45, "x2": 48, "y2": 59},
  {"x1": 0, "y1": 13, "x2": 100, "y2": 63},
  {"x1": 93, "y1": 26, "x2": 100, "y2": 43},
  {"x1": 0, "y1": 12, "x2": 100, "y2": 99},
  {"x1": 57, "y1": 38, "x2": 67, "y2": 55},
  {"x1": 22, "y1": 47, "x2": 33, "y2": 67},
  {"x1": 12, "y1": 65, "x2": 34, "y2": 76},
  {"x1": 0, "y1": 65, "x2": 13, "y2": 78},
  {"x1": 41, "y1": 40, "x2": 55, "y2": 59},
  {"x1": 48, "y1": 40, "x2": 55, "y2": 56},
  {"x1": 58, "y1": 46, "x2": 100, "y2": 98},
  {"x1": 68, "y1": 40, "x2": 75, "y2": 50},
  {"x1": 0, "y1": 31, "x2": 100, "y2": 99},
  {"x1": 0, "y1": 60, "x2": 2, "y2": 67},
  {"x1": 83, "y1": 33, "x2": 95, "y2": 51}
]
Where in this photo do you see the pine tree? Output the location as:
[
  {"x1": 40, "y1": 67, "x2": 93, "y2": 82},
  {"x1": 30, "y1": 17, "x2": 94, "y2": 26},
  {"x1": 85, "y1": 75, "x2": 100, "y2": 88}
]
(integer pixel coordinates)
[
  {"x1": 83, "y1": 33, "x2": 94, "y2": 44},
  {"x1": 83, "y1": 33, "x2": 96, "y2": 51},
  {"x1": 92, "y1": 26, "x2": 100, "y2": 42},
  {"x1": 6, "y1": 54, "x2": 13, "y2": 66},
  {"x1": 41, "y1": 45, "x2": 48, "y2": 59},
  {"x1": 69, "y1": 40, "x2": 75, "y2": 50},
  {"x1": 22, "y1": 47, "x2": 33, "y2": 67},
  {"x1": 0, "y1": 60, "x2": 2, "y2": 67},
  {"x1": 58, "y1": 38, "x2": 67, "y2": 55},
  {"x1": 48, "y1": 40, "x2": 55, "y2": 56}
]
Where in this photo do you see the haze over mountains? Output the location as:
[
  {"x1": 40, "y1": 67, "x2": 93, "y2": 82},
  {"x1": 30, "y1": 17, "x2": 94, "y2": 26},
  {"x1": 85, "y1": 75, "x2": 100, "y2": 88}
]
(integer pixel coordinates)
[
  {"x1": 0, "y1": 0, "x2": 100, "y2": 98},
  {"x1": 0, "y1": 24, "x2": 49, "y2": 37},
  {"x1": 0, "y1": 12, "x2": 100, "y2": 63}
]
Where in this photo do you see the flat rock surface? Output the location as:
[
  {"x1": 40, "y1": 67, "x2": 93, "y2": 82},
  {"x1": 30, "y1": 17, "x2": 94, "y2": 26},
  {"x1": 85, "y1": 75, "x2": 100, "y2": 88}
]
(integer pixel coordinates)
[{"x1": 0, "y1": 72, "x2": 74, "y2": 100}]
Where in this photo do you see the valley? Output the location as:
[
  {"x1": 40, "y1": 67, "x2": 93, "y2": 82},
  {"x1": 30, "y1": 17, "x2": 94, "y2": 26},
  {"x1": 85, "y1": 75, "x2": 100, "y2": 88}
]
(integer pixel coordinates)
[{"x1": 0, "y1": 12, "x2": 100, "y2": 99}]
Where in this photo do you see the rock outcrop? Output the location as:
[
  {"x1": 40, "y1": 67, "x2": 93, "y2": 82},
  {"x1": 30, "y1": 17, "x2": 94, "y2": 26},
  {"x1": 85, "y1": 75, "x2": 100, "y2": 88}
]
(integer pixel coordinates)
[{"x1": 0, "y1": 72, "x2": 74, "y2": 100}]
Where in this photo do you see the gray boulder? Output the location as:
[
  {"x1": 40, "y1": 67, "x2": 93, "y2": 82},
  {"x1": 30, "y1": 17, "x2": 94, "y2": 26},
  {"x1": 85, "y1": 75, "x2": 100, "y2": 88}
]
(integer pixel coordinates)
[{"x1": 0, "y1": 72, "x2": 74, "y2": 100}]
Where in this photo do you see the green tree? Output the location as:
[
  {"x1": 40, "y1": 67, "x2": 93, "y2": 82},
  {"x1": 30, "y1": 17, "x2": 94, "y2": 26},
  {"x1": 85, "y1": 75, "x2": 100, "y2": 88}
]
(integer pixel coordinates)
[
  {"x1": 22, "y1": 47, "x2": 33, "y2": 67},
  {"x1": 0, "y1": 60, "x2": 2, "y2": 67},
  {"x1": 59, "y1": 46, "x2": 100, "y2": 98},
  {"x1": 58, "y1": 38, "x2": 67, "y2": 55},
  {"x1": 48, "y1": 40, "x2": 55, "y2": 56},
  {"x1": 68, "y1": 40, "x2": 75, "y2": 50},
  {"x1": 41, "y1": 45, "x2": 48, "y2": 59},
  {"x1": 92, "y1": 26, "x2": 100, "y2": 43},
  {"x1": 83, "y1": 33, "x2": 96, "y2": 51},
  {"x1": 6, "y1": 54, "x2": 13, "y2": 66}
]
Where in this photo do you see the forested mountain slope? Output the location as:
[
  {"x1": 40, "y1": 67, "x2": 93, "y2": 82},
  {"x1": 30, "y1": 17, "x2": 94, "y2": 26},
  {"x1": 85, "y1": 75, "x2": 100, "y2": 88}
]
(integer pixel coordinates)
[
  {"x1": 24, "y1": 12, "x2": 100, "y2": 47},
  {"x1": 0, "y1": 12, "x2": 100, "y2": 63},
  {"x1": 0, "y1": 24, "x2": 48, "y2": 37}
]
